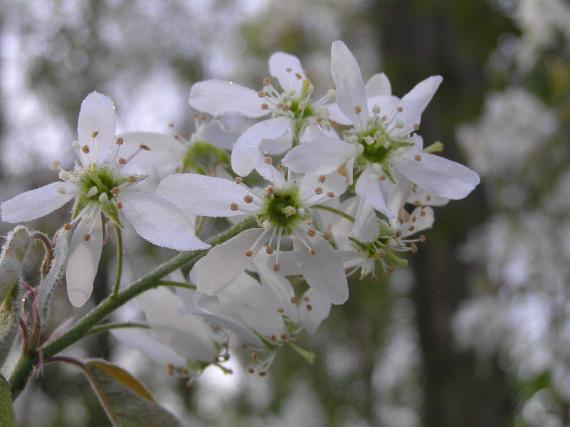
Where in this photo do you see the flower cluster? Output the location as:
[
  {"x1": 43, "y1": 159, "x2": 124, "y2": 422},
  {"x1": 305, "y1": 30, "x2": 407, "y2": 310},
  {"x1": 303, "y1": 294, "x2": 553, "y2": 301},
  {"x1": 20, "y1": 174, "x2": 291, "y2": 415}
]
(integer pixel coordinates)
[{"x1": 1, "y1": 41, "x2": 479, "y2": 379}]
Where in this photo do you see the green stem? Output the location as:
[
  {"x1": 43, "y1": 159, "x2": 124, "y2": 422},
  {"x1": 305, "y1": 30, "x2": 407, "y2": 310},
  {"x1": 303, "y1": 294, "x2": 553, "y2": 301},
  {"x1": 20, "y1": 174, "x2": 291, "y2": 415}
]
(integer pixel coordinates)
[
  {"x1": 9, "y1": 216, "x2": 257, "y2": 400},
  {"x1": 112, "y1": 224, "x2": 123, "y2": 298},
  {"x1": 87, "y1": 322, "x2": 150, "y2": 336},
  {"x1": 312, "y1": 204, "x2": 355, "y2": 223},
  {"x1": 157, "y1": 280, "x2": 197, "y2": 290}
]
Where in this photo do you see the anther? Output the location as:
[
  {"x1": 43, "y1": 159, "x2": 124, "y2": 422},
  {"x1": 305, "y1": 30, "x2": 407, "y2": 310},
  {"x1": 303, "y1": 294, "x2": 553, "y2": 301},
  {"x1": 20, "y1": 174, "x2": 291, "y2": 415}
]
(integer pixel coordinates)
[
  {"x1": 318, "y1": 175, "x2": 326, "y2": 183},
  {"x1": 139, "y1": 144, "x2": 151, "y2": 151},
  {"x1": 263, "y1": 77, "x2": 271, "y2": 86},
  {"x1": 286, "y1": 67, "x2": 292, "y2": 72},
  {"x1": 307, "y1": 228, "x2": 316, "y2": 237},
  {"x1": 83, "y1": 233, "x2": 91, "y2": 241},
  {"x1": 397, "y1": 106, "x2": 403, "y2": 112},
  {"x1": 306, "y1": 304, "x2": 313, "y2": 311},
  {"x1": 314, "y1": 187, "x2": 323, "y2": 195},
  {"x1": 234, "y1": 176, "x2": 243, "y2": 184},
  {"x1": 264, "y1": 156, "x2": 273, "y2": 165},
  {"x1": 414, "y1": 154, "x2": 422, "y2": 161},
  {"x1": 410, "y1": 243, "x2": 418, "y2": 253},
  {"x1": 379, "y1": 175, "x2": 386, "y2": 181},
  {"x1": 250, "y1": 352, "x2": 258, "y2": 361},
  {"x1": 258, "y1": 90, "x2": 265, "y2": 97},
  {"x1": 111, "y1": 187, "x2": 120, "y2": 195},
  {"x1": 261, "y1": 103, "x2": 269, "y2": 110},
  {"x1": 81, "y1": 145, "x2": 90, "y2": 154},
  {"x1": 115, "y1": 137, "x2": 124, "y2": 145},
  {"x1": 115, "y1": 201, "x2": 123, "y2": 209},
  {"x1": 420, "y1": 235, "x2": 427, "y2": 242},
  {"x1": 245, "y1": 250, "x2": 253, "y2": 257},
  {"x1": 230, "y1": 203, "x2": 239, "y2": 211},
  {"x1": 259, "y1": 372, "x2": 267, "y2": 377},
  {"x1": 64, "y1": 223, "x2": 72, "y2": 231},
  {"x1": 295, "y1": 73, "x2": 302, "y2": 80},
  {"x1": 118, "y1": 158, "x2": 127, "y2": 165},
  {"x1": 326, "y1": 192, "x2": 335, "y2": 198},
  {"x1": 308, "y1": 248, "x2": 316, "y2": 256},
  {"x1": 266, "y1": 246, "x2": 273, "y2": 255},
  {"x1": 91, "y1": 131, "x2": 99, "y2": 138},
  {"x1": 127, "y1": 175, "x2": 137, "y2": 183},
  {"x1": 291, "y1": 296, "x2": 301, "y2": 305},
  {"x1": 354, "y1": 105, "x2": 362, "y2": 114},
  {"x1": 244, "y1": 195, "x2": 253, "y2": 204},
  {"x1": 277, "y1": 307, "x2": 285, "y2": 314},
  {"x1": 272, "y1": 262, "x2": 281, "y2": 272},
  {"x1": 51, "y1": 160, "x2": 61, "y2": 170},
  {"x1": 408, "y1": 225, "x2": 415, "y2": 232},
  {"x1": 420, "y1": 210, "x2": 426, "y2": 217}
]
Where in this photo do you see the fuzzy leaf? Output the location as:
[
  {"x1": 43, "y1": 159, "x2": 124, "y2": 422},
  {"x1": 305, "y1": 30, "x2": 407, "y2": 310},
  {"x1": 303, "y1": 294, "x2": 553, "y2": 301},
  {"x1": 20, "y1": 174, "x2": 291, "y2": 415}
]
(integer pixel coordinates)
[
  {"x1": 0, "y1": 226, "x2": 31, "y2": 367},
  {"x1": 0, "y1": 226, "x2": 31, "y2": 301},
  {"x1": 0, "y1": 374, "x2": 15, "y2": 426},
  {"x1": 38, "y1": 227, "x2": 70, "y2": 329},
  {"x1": 83, "y1": 359, "x2": 183, "y2": 427}
]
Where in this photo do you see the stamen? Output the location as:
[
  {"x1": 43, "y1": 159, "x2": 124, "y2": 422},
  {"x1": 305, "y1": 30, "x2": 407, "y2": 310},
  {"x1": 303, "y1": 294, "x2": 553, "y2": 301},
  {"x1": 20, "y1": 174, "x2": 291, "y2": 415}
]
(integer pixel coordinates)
[
  {"x1": 92, "y1": 131, "x2": 99, "y2": 138},
  {"x1": 81, "y1": 145, "x2": 90, "y2": 154}
]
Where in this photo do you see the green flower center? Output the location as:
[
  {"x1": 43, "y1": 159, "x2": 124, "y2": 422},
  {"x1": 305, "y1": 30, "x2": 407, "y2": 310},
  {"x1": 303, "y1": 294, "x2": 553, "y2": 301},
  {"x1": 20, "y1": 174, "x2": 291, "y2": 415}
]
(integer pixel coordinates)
[
  {"x1": 182, "y1": 141, "x2": 229, "y2": 174},
  {"x1": 259, "y1": 187, "x2": 305, "y2": 234}
]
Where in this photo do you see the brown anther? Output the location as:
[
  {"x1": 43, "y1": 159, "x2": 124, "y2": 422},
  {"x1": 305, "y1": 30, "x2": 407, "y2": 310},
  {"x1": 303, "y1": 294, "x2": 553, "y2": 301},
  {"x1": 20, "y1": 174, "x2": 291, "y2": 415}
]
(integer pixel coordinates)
[
  {"x1": 410, "y1": 243, "x2": 418, "y2": 253},
  {"x1": 326, "y1": 191, "x2": 335, "y2": 198},
  {"x1": 173, "y1": 134, "x2": 181, "y2": 140},
  {"x1": 83, "y1": 233, "x2": 91, "y2": 242},
  {"x1": 118, "y1": 158, "x2": 127, "y2": 165},
  {"x1": 408, "y1": 225, "x2": 416, "y2": 232},
  {"x1": 167, "y1": 364, "x2": 175, "y2": 376},
  {"x1": 270, "y1": 335, "x2": 277, "y2": 342},
  {"x1": 323, "y1": 231, "x2": 332, "y2": 240},
  {"x1": 397, "y1": 106, "x2": 403, "y2": 112},
  {"x1": 264, "y1": 156, "x2": 273, "y2": 165},
  {"x1": 295, "y1": 73, "x2": 302, "y2": 80},
  {"x1": 115, "y1": 137, "x2": 124, "y2": 145},
  {"x1": 318, "y1": 175, "x2": 326, "y2": 183},
  {"x1": 280, "y1": 334, "x2": 289, "y2": 342},
  {"x1": 261, "y1": 103, "x2": 269, "y2": 110},
  {"x1": 420, "y1": 210, "x2": 426, "y2": 217},
  {"x1": 306, "y1": 304, "x2": 313, "y2": 311},
  {"x1": 379, "y1": 175, "x2": 386, "y2": 181},
  {"x1": 263, "y1": 77, "x2": 271, "y2": 86},
  {"x1": 64, "y1": 223, "x2": 72, "y2": 230},
  {"x1": 277, "y1": 307, "x2": 285, "y2": 314},
  {"x1": 234, "y1": 176, "x2": 243, "y2": 184},
  {"x1": 272, "y1": 262, "x2": 281, "y2": 272},
  {"x1": 308, "y1": 248, "x2": 316, "y2": 256},
  {"x1": 244, "y1": 195, "x2": 253, "y2": 204},
  {"x1": 115, "y1": 201, "x2": 123, "y2": 209},
  {"x1": 266, "y1": 245, "x2": 274, "y2": 255},
  {"x1": 395, "y1": 231, "x2": 402, "y2": 237},
  {"x1": 245, "y1": 250, "x2": 253, "y2": 257},
  {"x1": 314, "y1": 187, "x2": 323, "y2": 195},
  {"x1": 259, "y1": 371, "x2": 267, "y2": 377},
  {"x1": 258, "y1": 90, "x2": 265, "y2": 97},
  {"x1": 168, "y1": 122, "x2": 175, "y2": 128},
  {"x1": 290, "y1": 296, "x2": 301, "y2": 305},
  {"x1": 81, "y1": 145, "x2": 90, "y2": 154},
  {"x1": 91, "y1": 131, "x2": 99, "y2": 138},
  {"x1": 286, "y1": 67, "x2": 292, "y2": 72},
  {"x1": 250, "y1": 352, "x2": 258, "y2": 361},
  {"x1": 337, "y1": 164, "x2": 348, "y2": 177},
  {"x1": 128, "y1": 175, "x2": 137, "y2": 183},
  {"x1": 354, "y1": 105, "x2": 362, "y2": 114},
  {"x1": 248, "y1": 368, "x2": 255, "y2": 374},
  {"x1": 111, "y1": 187, "x2": 120, "y2": 195},
  {"x1": 303, "y1": 296, "x2": 310, "y2": 302},
  {"x1": 411, "y1": 215, "x2": 417, "y2": 222},
  {"x1": 307, "y1": 228, "x2": 316, "y2": 237},
  {"x1": 426, "y1": 195, "x2": 432, "y2": 201},
  {"x1": 414, "y1": 154, "x2": 422, "y2": 161},
  {"x1": 265, "y1": 186, "x2": 274, "y2": 195},
  {"x1": 139, "y1": 144, "x2": 151, "y2": 151},
  {"x1": 230, "y1": 202, "x2": 239, "y2": 211},
  {"x1": 420, "y1": 235, "x2": 427, "y2": 242}
]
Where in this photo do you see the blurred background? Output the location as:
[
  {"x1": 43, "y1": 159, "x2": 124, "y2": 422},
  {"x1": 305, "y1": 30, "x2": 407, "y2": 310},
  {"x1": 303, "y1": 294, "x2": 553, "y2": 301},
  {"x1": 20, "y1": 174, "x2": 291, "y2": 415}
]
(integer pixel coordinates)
[{"x1": 1, "y1": 0, "x2": 569, "y2": 426}]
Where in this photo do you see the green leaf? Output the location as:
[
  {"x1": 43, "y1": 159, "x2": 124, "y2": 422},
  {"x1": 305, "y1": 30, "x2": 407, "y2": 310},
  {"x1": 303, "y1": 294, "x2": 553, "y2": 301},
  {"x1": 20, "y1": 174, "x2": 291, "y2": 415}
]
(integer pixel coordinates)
[
  {"x1": 82, "y1": 359, "x2": 183, "y2": 427},
  {"x1": 0, "y1": 226, "x2": 31, "y2": 301},
  {"x1": 38, "y1": 227, "x2": 71, "y2": 329},
  {"x1": 0, "y1": 374, "x2": 15, "y2": 426},
  {"x1": 0, "y1": 226, "x2": 32, "y2": 367}
]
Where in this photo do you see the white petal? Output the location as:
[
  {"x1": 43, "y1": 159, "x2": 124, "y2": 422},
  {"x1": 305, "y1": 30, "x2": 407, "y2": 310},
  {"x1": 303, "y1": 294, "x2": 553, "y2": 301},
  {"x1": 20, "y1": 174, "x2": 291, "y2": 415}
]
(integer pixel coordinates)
[
  {"x1": 66, "y1": 213, "x2": 103, "y2": 307},
  {"x1": 399, "y1": 206, "x2": 434, "y2": 237},
  {"x1": 231, "y1": 117, "x2": 291, "y2": 177},
  {"x1": 366, "y1": 73, "x2": 392, "y2": 97},
  {"x1": 1, "y1": 182, "x2": 74, "y2": 223},
  {"x1": 396, "y1": 76, "x2": 443, "y2": 131},
  {"x1": 353, "y1": 197, "x2": 380, "y2": 243},
  {"x1": 112, "y1": 328, "x2": 186, "y2": 367},
  {"x1": 300, "y1": 173, "x2": 347, "y2": 205},
  {"x1": 282, "y1": 137, "x2": 356, "y2": 175},
  {"x1": 330, "y1": 41, "x2": 369, "y2": 126},
  {"x1": 157, "y1": 174, "x2": 253, "y2": 217},
  {"x1": 297, "y1": 289, "x2": 331, "y2": 334},
  {"x1": 119, "y1": 132, "x2": 185, "y2": 168},
  {"x1": 355, "y1": 168, "x2": 394, "y2": 218},
  {"x1": 190, "y1": 228, "x2": 265, "y2": 295},
  {"x1": 325, "y1": 103, "x2": 352, "y2": 126},
  {"x1": 297, "y1": 238, "x2": 349, "y2": 305},
  {"x1": 406, "y1": 185, "x2": 449, "y2": 207},
  {"x1": 269, "y1": 52, "x2": 306, "y2": 96},
  {"x1": 119, "y1": 191, "x2": 209, "y2": 251},
  {"x1": 77, "y1": 91, "x2": 117, "y2": 165},
  {"x1": 394, "y1": 151, "x2": 480, "y2": 200},
  {"x1": 189, "y1": 80, "x2": 267, "y2": 118}
]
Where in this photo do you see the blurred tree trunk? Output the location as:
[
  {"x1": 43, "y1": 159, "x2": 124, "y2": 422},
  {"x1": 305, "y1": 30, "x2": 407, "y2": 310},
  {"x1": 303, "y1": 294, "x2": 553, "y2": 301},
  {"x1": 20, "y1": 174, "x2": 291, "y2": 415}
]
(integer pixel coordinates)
[{"x1": 372, "y1": 1, "x2": 516, "y2": 426}]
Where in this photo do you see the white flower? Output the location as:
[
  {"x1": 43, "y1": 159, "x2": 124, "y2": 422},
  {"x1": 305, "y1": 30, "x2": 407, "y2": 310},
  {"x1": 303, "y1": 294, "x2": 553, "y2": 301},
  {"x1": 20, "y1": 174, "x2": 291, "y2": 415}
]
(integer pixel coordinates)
[
  {"x1": 1, "y1": 92, "x2": 208, "y2": 307},
  {"x1": 158, "y1": 166, "x2": 349, "y2": 304},
  {"x1": 283, "y1": 41, "x2": 479, "y2": 219},
  {"x1": 188, "y1": 52, "x2": 334, "y2": 178}
]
